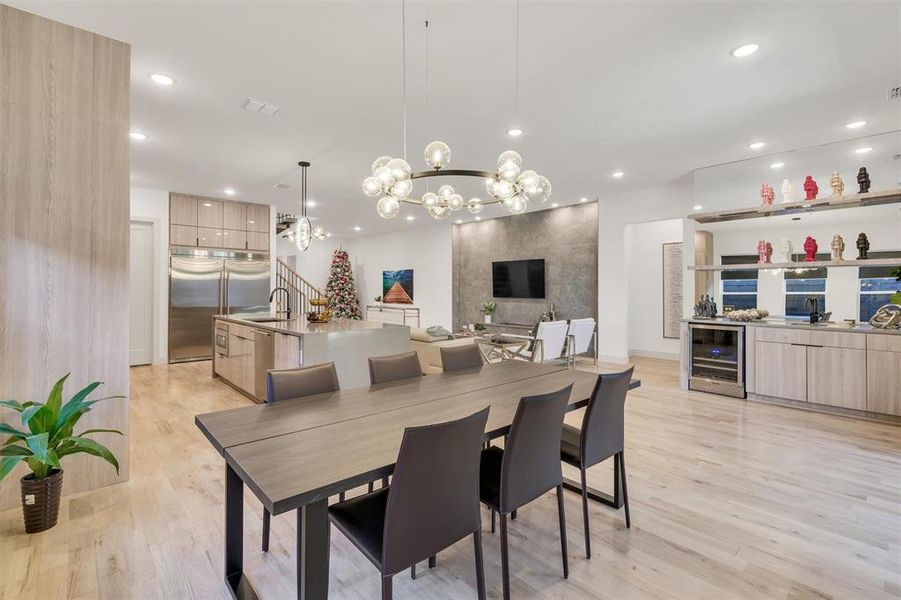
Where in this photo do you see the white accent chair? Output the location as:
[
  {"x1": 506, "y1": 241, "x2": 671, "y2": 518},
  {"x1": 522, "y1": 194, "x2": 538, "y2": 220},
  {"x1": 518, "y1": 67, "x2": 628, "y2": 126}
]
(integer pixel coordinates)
[
  {"x1": 566, "y1": 318, "x2": 597, "y2": 366},
  {"x1": 510, "y1": 320, "x2": 569, "y2": 364}
]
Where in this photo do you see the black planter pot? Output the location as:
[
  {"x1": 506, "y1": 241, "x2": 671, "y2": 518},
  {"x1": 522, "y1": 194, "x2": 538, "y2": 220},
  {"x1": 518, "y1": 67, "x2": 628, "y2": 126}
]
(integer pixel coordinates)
[{"x1": 20, "y1": 469, "x2": 63, "y2": 533}]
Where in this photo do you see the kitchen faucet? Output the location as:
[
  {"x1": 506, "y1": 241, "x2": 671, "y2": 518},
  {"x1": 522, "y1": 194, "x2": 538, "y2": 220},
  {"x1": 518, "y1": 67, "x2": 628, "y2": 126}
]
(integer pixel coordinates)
[
  {"x1": 269, "y1": 287, "x2": 292, "y2": 320},
  {"x1": 805, "y1": 297, "x2": 831, "y2": 325}
]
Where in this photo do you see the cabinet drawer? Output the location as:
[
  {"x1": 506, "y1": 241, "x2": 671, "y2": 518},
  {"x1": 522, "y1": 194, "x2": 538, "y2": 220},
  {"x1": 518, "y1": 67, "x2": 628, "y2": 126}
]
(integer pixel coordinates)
[
  {"x1": 806, "y1": 346, "x2": 866, "y2": 410},
  {"x1": 227, "y1": 322, "x2": 257, "y2": 340},
  {"x1": 754, "y1": 326, "x2": 866, "y2": 349},
  {"x1": 867, "y1": 334, "x2": 901, "y2": 353},
  {"x1": 754, "y1": 327, "x2": 810, "y2": 345}
]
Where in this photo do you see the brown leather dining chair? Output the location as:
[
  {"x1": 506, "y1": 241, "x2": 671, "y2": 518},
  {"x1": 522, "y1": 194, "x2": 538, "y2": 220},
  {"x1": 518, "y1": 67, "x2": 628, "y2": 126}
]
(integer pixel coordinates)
[
  {"x1": 479, "y1": 384, "x2": 573, "y2": 600},
  {"x1": 560, "y1": 367, "x2": 634, "y2": 558},
  {"x1": 328, "y1": 407, "x2": 490, "y2": 600},
  {"x1": 440, "y1": 344, "x2": 485, "y2": 372},
  {"x1": 261, "y1": 362, "x2": 340, "y2": 553},
  {"x1": 368, "y1": 350, "x2": 423, "y2": 384}
]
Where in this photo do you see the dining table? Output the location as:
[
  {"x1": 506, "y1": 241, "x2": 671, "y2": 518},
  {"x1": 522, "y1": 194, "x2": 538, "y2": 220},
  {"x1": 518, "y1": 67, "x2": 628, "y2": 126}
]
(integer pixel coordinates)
[{"x1": 196, "y1": 360, "x2": 641, "y2": 600}]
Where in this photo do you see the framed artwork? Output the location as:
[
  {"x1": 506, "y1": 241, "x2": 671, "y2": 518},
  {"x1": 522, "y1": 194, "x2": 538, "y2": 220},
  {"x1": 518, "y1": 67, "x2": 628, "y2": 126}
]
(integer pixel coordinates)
[
  {"x1": 662, "y1": 242, "x2": 683, "y2": 339},
  {"x1": 382, "y1": 269, "x2": 414, "y2": 304}
]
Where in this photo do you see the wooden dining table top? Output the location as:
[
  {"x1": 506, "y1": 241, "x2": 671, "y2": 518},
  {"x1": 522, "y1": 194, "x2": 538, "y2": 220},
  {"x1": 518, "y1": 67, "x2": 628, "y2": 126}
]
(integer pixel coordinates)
[{"x1": 195, "y1": 362, "x2": 640, "y2": 515}]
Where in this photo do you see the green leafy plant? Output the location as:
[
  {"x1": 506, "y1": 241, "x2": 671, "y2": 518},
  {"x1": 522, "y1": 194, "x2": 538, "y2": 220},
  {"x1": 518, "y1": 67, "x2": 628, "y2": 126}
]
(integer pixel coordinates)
[
  {"x1": 480, "y1": 301, "x2": 497, "y2": 316},
  {"x1": 0, "y1": 374, "x2": 123, "y2": 481},
  {"x1": 891, "y1": 267, "x2": 901, "y2": 304}
]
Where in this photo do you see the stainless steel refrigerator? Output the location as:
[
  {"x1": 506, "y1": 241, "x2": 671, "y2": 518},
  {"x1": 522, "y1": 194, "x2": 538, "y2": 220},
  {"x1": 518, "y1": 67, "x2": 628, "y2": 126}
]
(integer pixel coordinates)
[{"x1": 168, "y1": 248, "x2": 271, "y2": 363}]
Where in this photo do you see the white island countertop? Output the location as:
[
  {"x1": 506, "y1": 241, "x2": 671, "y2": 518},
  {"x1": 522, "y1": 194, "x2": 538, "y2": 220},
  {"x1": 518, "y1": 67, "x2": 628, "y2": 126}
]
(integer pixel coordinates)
[
  {"x1": 216, "y1": 314, "x2": 395, "y2": 337},
  {"x1": 682, "y1": 317, "x2": 900, "y2": 336}
]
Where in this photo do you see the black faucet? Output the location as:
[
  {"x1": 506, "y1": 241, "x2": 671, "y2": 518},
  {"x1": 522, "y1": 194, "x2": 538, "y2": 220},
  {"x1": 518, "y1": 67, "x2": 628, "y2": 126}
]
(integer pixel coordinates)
[
  {"x1": 269, "y1": 287, "x2": 292, "y2": 320},
  {"x1": 805, "y1": 296, "x2": 820, "y2": 324}
]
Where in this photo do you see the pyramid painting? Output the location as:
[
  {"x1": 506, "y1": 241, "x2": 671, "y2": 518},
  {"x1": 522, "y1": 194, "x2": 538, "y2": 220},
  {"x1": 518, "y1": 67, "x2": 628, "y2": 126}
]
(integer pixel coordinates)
[{"x1": 382, "y1": 269, "x2": 414, "y2": 304}]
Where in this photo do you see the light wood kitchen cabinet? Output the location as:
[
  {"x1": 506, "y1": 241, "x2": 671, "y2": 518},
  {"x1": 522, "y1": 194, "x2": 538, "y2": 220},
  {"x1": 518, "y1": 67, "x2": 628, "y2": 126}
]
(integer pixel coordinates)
[
  {"x1": 170, "y1": 194, "x2": 197, "y2": 226},
  {"x1": 197, "y1": 227, "x2": 223, "y2": 248},
  {"x1": 225, "y1": 328, "x2": 256, "y2": 398},
  {"x1": 246, "y1": 231, "x2": 269, "y2": 251},
  {"x1": 223, "y1": 201, "x2": 246, "y2": 231},
  {"x1": 867, "y1": 333, "x2": 901, "y2": 416},
  {"x1": 245, "y1": 203, "x2": 270, "y2": 232},
  {"x1": 755, "y1": 341, "x2": 807, "y2": 402},
  {"x1": 170, "y1": 224, "x2": 197, "y2": 247},
  {"x1": 221, "y1": 229, "x2": 246, "y2": 250},
  {"x1": 806, "y1": 346, "x2": 867, "y2": 410},
  {"x1": 197, "y1": 198, "x2": 224, "y2": 229}
]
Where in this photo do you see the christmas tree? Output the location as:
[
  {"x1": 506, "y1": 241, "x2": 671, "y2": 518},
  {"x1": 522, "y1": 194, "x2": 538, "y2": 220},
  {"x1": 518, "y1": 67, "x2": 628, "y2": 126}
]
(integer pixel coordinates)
[{"x1": 326, "y1": 248, "x2": 363, "y2": 319}]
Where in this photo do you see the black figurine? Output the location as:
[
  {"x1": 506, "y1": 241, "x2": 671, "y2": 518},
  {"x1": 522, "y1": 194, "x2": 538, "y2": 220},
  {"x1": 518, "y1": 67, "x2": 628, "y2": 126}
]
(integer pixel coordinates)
[
  {"x1": 857, "y1": 167, "x2": 870, "y2": 193},
  {"x1": 856, "y1": 233, "x2": 870, "y2": 260}
]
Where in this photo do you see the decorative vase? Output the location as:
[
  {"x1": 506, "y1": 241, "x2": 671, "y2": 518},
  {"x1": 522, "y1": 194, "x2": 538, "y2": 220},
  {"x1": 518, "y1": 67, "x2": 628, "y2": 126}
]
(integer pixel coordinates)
[
  {"x1": 484, "y1": 314, "x2": 492, "y2": 324},
  {"x1": 21, "y1": 469, "x2": 63, "y2": 533}
]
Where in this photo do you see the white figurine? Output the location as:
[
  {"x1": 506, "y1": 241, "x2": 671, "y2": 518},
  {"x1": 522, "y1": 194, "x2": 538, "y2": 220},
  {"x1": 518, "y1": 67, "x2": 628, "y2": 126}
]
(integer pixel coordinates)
[
  {"x1": 781, "y1": 179, "x2": 794, "y2": 203},
  {"x1": 831, "y1": 234, "x2": 845, "y2": 261},
  {"x1": 779, "y1": 238, "x2": 793, "y2": 263}
]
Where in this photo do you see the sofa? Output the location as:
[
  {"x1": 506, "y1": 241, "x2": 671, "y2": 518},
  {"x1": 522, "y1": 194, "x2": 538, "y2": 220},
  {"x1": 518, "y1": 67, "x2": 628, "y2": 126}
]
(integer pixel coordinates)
[{"x1": 409, "y1": 327, "x2": 476, "y2": 374}]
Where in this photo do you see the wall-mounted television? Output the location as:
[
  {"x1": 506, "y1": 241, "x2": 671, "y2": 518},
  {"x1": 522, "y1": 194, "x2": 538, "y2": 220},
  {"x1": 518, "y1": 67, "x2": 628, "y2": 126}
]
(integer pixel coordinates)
[{"x1": 492, "y1": 259, "x2": 545, "y2": 298}]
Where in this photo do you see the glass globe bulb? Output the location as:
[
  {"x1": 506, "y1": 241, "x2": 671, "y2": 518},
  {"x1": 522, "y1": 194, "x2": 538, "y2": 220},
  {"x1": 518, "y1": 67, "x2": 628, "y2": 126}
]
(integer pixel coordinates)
[
  {"x1": 428, "y1": 205, "x2": 451, "y2": 220},
  {"x1": 493, "y1": 179, "x2": 515, "y2": 200},
  {"x1": 387, "y1": 158, "x2": 412, "y2": 181},
  {"x1": 390, "y1": 178, "x2": 413, "y2": 199},
  {"x1": 499, "y1": 161, "x2": 521, "y2": 183},
  {"x1": 437, "y1": 184, "x2": 455, "y2": 199},
  {"x1": 497, "y1": 150, "x2": 523, "y2": 171},
  {"x1": 362, "y1": 176, "x2": 383, "y2": 198},
  {"x1": 371, "y1": 155, "x2": 392, "y2": 175},
  {"x1": 424, "y1": 141, "x2": 451, "y2": 170},
  {"x1": 467, "y1": 198, "x2": 484, "y2": 214},
  {"x1": 447, "y1": 193, "x2": 464, "y2": 211},
  {"x1": 504, "y1": 194, "x2": 527, "y2": 214},
  {"x1": 485, "y1": 177, "x2": 497, "y2": 196},
  {"x1": 312, "y1": 225, "x2": 327, "y2": 240},
  {"x1": 524, "y1": 175, "x2": 552, "y2": 203},
  {"x1": 374, "y1": 165, "x2": 396, "y2": 187},
  {"x1": 421, "y1": 191, "x2": 439, "y2": 209},
  {"x1": 376, "y1": 196, "x2": 401, "y2": 219},
  {"x1": 517, "y1": 169, "x2": 539, "y2": 194}
]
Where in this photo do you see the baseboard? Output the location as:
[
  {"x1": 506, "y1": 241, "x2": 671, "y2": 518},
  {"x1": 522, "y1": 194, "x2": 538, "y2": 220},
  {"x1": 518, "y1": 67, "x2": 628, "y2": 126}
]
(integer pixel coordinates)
[
  {"x1": 628, "y1": 349, "x2": 679, "y2": 361},
  {"x1": 598, "y1": 354, "x2": 630, "y2": 364}
]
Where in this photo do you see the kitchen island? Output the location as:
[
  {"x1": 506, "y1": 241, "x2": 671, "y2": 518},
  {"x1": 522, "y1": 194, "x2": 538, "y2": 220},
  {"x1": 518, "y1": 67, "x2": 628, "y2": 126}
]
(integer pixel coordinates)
[
  {"x1": 679, "y1": 317, "x2": 901, "y2": 419},
  {"x1": 212, "y1": 315, "x2": 411, "y2": 401}
]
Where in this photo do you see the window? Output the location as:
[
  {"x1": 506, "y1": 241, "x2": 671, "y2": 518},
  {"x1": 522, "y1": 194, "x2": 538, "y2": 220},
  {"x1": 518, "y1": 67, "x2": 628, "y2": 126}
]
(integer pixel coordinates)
[
  {"x1": 720, "y1": 255, "x2": 758, "y2": 312},
  {"x1": 859, "y1": 251, "x2": 901, "y2": 322},
  {"x1": 784, "y1": 253, "x2": 828, "y2": 318}
]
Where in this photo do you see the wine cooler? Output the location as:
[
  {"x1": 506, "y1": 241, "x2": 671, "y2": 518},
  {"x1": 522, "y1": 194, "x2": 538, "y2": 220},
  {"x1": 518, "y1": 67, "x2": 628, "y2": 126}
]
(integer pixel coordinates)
[{"x1": 688, "y1": 323, "x2": 746, "y2": 398}]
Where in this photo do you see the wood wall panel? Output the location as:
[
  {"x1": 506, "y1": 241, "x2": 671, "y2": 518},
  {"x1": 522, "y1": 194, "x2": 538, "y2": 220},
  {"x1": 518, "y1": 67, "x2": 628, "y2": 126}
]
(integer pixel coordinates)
[{"x1": 0, "y1": 5, "x2": 130, "y2": 511}]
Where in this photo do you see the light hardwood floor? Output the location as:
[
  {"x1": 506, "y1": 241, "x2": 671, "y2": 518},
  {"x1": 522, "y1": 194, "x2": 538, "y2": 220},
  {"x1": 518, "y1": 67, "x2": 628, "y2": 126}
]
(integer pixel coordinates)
[{"x1": 1, "y1": 357, "x2": 899, "y2": 599}]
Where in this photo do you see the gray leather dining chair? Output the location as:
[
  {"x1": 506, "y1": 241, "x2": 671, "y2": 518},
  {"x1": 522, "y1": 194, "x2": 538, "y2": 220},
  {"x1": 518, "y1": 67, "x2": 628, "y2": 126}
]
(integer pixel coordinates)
[
  {"x1": 328, "y1": 407, "x2": 490, "y2": 600},
  {"x1": 479, "y1": 384, "x2": 573, "y2": 600},
  {"x1": 368, "y1": 350, "x2": 423, "y2": 384},
  {"x1": 261, "y1": 362, "x2": 340, "y2": 553},
  {"x1": 440, "y1": 344, "x2": 485, "y2": 372},
  {"x1": 560, "y1": 367, "x2": 634, "y2": 558}
]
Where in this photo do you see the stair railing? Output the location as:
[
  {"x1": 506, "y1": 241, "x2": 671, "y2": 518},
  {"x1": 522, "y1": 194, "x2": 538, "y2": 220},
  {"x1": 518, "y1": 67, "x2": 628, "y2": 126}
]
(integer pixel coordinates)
[{"x1": 275, "y1": 258, "x2": 324, "y2": 318}]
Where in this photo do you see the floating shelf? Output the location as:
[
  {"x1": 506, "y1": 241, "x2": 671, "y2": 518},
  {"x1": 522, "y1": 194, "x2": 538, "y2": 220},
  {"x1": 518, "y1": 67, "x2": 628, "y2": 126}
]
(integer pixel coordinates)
[
  {"x1": 689, "y1": 257, "x2": 901, "y2": 272},
  {"x1": 689, "y1": 188, "x2": 901, "y2": 224}
]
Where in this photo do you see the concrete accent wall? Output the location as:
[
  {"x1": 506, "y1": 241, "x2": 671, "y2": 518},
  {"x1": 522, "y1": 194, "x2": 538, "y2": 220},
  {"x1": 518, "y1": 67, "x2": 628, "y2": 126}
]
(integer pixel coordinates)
[{"x1": 453, "y1": 203, "x2": 598, "y2": 330}]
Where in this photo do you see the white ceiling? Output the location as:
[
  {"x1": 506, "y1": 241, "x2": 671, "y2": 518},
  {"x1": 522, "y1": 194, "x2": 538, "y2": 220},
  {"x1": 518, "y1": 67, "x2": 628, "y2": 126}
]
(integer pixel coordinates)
[{"x1": 10, "y1": 1, "x2": 901, "y2": 237}]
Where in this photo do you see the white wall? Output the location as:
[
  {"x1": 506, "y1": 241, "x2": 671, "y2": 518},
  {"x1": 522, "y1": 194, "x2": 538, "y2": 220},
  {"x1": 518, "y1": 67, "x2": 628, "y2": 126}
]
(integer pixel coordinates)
[
  {"x1": 625, "y1": 219, "x2": 684, "y2": 359},
  {"x1": 129, "y1": 186, "x2": 169, "y2": 364},
  {"x1": 344, "y1": 224, "x2": 454, "y2": 328}
]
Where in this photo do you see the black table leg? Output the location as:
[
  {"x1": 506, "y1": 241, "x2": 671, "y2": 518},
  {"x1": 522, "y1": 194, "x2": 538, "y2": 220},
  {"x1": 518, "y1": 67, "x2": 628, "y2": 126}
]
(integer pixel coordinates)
[
  {"x1": 225, "y1": 463, "x2": 261, "y2": 600},
  {"x1": 297, "y1": 499, "x2": 330, "y2": 600},
  {"x1": 562, "y1": 456, "x2": 624, "y2": 509}
]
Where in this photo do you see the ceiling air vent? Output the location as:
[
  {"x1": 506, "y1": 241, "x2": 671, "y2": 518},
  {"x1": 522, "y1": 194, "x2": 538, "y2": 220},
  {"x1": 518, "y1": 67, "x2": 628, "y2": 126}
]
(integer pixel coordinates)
[
  {"x1": 272, "y1": 183, "x2": 291, "y2": 190},
  {"x1": 891, "y1": 86, "x2": 901, "y2": 100},
  {"x1": 243, "y1": 97, "x2": 280, "y2": 116}
]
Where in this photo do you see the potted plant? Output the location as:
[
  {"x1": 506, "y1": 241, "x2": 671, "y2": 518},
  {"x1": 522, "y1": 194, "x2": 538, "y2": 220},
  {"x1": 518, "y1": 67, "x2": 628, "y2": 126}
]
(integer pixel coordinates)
[
  {"x1": 0, "y1": 374, "x2": 123, "y2": 533},
  {"x1": 891, "y1": 267, "x2": 901, "y2": 305},
  {"x1": 373, "y1": 295, "x2": 383, "y2": 306},
  {"x1": 480, "y1": 300, "x2": 497, "y2": 324}
]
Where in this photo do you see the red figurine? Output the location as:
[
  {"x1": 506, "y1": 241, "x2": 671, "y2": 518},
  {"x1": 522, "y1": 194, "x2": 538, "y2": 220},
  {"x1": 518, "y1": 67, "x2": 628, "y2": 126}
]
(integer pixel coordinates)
[
  {"x1": 803, "y1": 236, "x2": 818, "y2": 261},
  {"x1": 757, "y1": 240, "x2": 767, "y2": 263},
  {"x1": 803, "y1": 175, "x2": 818, "y2": 201},
  {"x1": 765, "y1": 242, "x2": 773, "y2": 264},
  {"x1": 760, "y1": 183, "x2": 775, "y2": 206}
]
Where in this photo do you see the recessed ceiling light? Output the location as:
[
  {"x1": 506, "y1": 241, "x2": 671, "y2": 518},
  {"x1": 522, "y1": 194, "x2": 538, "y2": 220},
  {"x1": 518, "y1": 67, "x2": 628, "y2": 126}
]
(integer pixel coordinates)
[
  {"x1": 353, "y1": 226, "x2": 362, "y2": 231},
  {"x1": 150, "y1": 73, "x2": 175, "y2": 86},
  {"x1": 845, "y1": 120, "x2": 867, "y2": 129},
  {"x1": 693, "y1": 205, "x2": 703, "y2": 211},
  {"x1": 507, "y1": 128, "x2": 523, "y2": 137},
  {"x1": 551, "y1": 203, "x2": 559, "y2": 208},
  {"x1": 855, "y1": 147, "x2": 872, "y2": 154},
  {"x1": 455, "y1": 219, "x2": 463, "y2": 224},
  {"x1": 730, "y1": 43, "x2": 759, "y2": 58},
  {"x1": 202, "y1": 202, "x2": 212, "y2": 207},
  {"x1": 579, "y1": 197, "x2": 587, "y2": 203},
  {"x1": 475, "y1": 216, "x2": 482, "y2": 221},
  {"x1": 769, "y1": 162, "x2": 784, "y2": 169},
  {"x1": 405, "y1": 215, "x2": 415, "y2": 221},
  {"x1": 611, "y1": 171, "x2": 624, "y2": 178},
  {"x1": 326, "y1": 232, "x2": 332, "y2": 237},
  {"x1": 307, "y1": 200, "x2": 317, "y2": 208},
  {"x1": 748, "y1": 141, "x2": 766, "y2": 150},
  {"x1": 223, "y1": 188, "x2": 236, "y2": 196},
  {"x1": 129, "y1": 131, "x2": 147, "y2": 141}
]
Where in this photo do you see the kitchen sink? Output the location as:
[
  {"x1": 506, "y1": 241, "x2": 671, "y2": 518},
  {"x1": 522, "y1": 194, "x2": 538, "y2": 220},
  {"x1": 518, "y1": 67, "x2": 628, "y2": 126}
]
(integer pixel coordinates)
[{"x1": 242, "y1": 316, "x2": 289, "y2": 323}]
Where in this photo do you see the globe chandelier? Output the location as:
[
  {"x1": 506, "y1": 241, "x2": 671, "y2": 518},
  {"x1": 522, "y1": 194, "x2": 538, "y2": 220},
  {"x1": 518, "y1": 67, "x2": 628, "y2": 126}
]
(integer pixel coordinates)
[
  {"x1": 284, "y1": 161, "x2": 328, "y2": 251},
  {"x1": 362, "y1": 2, "x2": 551, "y2": 221}
]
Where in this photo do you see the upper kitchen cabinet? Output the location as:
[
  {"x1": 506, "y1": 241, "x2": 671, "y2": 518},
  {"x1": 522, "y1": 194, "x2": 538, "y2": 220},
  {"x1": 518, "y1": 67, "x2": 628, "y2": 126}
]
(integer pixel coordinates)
[
  {"x1": 170, "y1": 194, "x2": 197, "y2": 226},
  {"x1": 197, "y1": 198, "x2": 224, "y2": 229},
  {"x1": 223, "y1": 201, "x2": 247, "y2": 231},
  {"x1": 245, "y1": 203, "x2": 270, "y2": 232}
]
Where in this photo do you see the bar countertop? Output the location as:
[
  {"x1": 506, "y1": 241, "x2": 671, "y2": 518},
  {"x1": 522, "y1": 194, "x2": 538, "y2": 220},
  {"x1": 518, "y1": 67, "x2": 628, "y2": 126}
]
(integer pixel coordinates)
[
  {"x1": 682, "y1": 317, "x2": 900, "y2": 336},
  {"x1": 214, "y1": 314, "x2": 402, "y2": 337}
]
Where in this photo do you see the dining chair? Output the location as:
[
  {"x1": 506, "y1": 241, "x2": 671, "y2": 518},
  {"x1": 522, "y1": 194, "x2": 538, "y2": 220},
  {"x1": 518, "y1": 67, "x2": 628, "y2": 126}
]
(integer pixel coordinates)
[
  {"x1": 440, "y1": 344, "x2": 485, "y2": 371},
  {"x1": 328, "y1": 407, "x2": 490, "y2": 600},
  {"x1": 368, "y1": 350, "x2": 423, "y2": 384},
  {"x1": 560, "y1": 367, "x2": 634, "y2": 559},
  {"x1": 565, "y1": 318, "x2": 597, "y2": 367},
  {"x1": 262, "y1": 362, "x2": 340, "y2": 553},
  {"x1": 480, "y1": 384, "x2": 573, "y2": 600}
]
